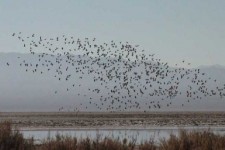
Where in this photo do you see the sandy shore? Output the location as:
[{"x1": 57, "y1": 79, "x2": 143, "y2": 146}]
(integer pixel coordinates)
[{"x1": 0, "y1": 112, "x2": 225, "y2": 129}]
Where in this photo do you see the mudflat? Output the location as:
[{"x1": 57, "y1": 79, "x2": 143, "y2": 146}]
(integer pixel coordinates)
[{"x1": 0, "y1": 112, "x2": 225, "y2": 129}]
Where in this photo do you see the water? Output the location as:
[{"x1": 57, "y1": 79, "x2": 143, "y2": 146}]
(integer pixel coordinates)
[{"x1": 21, "y1": 126, "x2": 225, "y2": 144}]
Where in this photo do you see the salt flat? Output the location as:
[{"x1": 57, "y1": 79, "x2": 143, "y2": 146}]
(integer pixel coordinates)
[{"x1": 0, "y1": 112, "x2": 225, "y2": 129}]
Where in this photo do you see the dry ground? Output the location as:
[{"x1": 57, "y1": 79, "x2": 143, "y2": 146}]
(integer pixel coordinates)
[{"x1": 0, "y1": 111, "x2": 225, "y2": 129}]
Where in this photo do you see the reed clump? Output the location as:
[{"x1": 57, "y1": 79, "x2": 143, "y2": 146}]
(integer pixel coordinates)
[
  {"x1": 1, "y1": 121, "x2": 225, "y2": 150},
  {"x1": 159, "y1": 129, "x2": 225, "y2": 150},
  {"x1": 40, "y1": 135, "x2": 136, "y2": 150},
  {"x1": 0, "y1": 121, "x2": 34, "y2": 150}
]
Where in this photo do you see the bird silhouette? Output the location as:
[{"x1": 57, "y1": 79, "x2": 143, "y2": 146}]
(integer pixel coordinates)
[{"x1": 10, "y1": 32, "x2": 225, "y2": 112}]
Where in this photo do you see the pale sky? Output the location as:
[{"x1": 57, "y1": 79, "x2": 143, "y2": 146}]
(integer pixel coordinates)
[{"x1": 0, "y1": 0, "x2": 225, "y2": 67}]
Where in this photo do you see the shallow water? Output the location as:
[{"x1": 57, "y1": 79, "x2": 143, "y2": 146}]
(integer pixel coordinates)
[{"x1": 21, "y1": 126, "x2": 225, "y2": 144}]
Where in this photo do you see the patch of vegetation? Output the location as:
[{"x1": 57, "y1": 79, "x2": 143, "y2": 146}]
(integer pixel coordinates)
[
  {"x1": 0, "y1": 121, "x2": 34, "y2": 150},
  {"x1": 0, "y1": 121, "x2": 225, "y2": 150}
]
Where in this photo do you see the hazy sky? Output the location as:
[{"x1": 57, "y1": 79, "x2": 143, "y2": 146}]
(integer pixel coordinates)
[{"x1": 0, "y1": 0, "x2": 225, "y2": 67}]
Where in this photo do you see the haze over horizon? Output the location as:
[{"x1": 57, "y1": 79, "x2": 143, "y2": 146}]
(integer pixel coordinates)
[
  {"x1": 1, "y1": 52, "x2": 225, "y2": 112},
  {"x1": 1, "y1": 1, "x2": 225, "y2": 112}
]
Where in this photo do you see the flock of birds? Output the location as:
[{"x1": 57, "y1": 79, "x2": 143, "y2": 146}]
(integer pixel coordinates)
[{"x1": 7, "y1": 32, "x2": 225, "y2": 112}]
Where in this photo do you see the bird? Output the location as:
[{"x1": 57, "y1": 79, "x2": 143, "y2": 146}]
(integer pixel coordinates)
[{"x1": 11, "y1": 33, "x2": 225, "y2": 112}]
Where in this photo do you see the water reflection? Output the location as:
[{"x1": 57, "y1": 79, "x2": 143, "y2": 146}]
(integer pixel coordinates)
[{"x1": 21, "y1": 127, "x2": 225, "y2": 144}]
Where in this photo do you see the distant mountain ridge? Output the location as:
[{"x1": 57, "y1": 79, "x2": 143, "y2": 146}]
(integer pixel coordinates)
[
  {"x1": 0, "y1": 52, "x2": 225, "y2": 112},
  {"x1": 198, "y1": 64, "x2": 225, "y2": 69}
]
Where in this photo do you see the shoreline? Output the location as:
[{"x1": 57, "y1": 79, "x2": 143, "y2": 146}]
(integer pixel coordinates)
[
  {"x1": 1, "y1": 111, "x2": 225, "y2": 129},
  {"x1": 18, "y1": 125, "x2": 225, "y2": 131}
]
